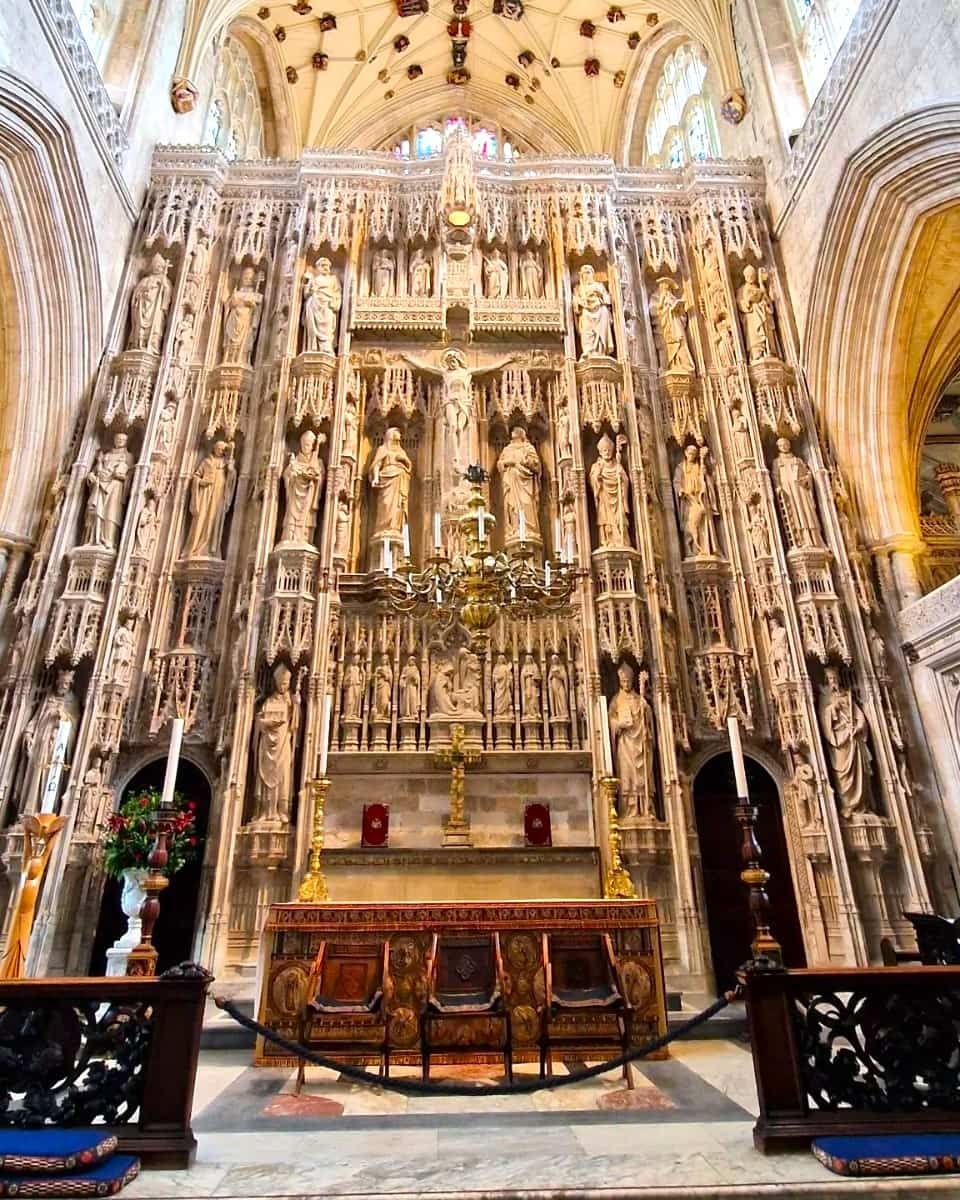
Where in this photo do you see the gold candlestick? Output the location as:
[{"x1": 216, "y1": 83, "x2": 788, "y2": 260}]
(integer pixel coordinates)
[
  {"x1": 0, "y1": 813, "x2": 66, "y2": 979},
  {"x1": 599, "y1": 776, "x2": 637, "y2": 900},
  {"x1": 298, "y1": 778, "x2": 330, "y2": 902}
]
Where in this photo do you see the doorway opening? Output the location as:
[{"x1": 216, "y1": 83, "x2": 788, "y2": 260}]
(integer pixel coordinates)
[
  {"x1": 89, "y1": 757, "x2": 212, "y2": 974},
  {"x1": 693, "y1": 753, "x2": 806, "y2": 995}
]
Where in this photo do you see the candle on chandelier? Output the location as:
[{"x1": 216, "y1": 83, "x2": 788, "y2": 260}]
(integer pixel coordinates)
[
  {"x1": 598, "y1": 696, "x2": 614, "y2": 776},
  {"x1": 566, "y1": 531, "x2": 575, "y2": 564},
  {"x1": 477, "y1": 509, "x2": 487, "y2": 542},
  {"x1": 433, "y1": 511, "x2": 442, "y2": 552},
  {"x1": 160, "y1": 717, "x2": 185, "y2": 811},
  {"x1": 727, "y1": 715, "x2": 749, "y2": 799},
  {"x1": 383, "y1": 540, "x2": 393, "y2": 576},
  {"x1": 518, "y1": 509, "x2": 526, "y2": 541},
  {"x1": 402, "y1": 522, "x2": 411, "y2": 559},
  {"x1": 554, "y1": 516, "x2": 562, "y2": 559},
  {"x1": 318, "y1": 694, "x2": 332, "y2": 778},
  {"x1": 545, "y1": 560, "x2": 552, "y2": 588}
]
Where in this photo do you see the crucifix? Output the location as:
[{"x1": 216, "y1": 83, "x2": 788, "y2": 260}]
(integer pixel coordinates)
[{"x1": 433, "y1": 723, "x2": 482, "y2": 846}]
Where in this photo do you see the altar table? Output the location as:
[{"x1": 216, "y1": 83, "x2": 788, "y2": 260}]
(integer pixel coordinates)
[{"x1": 255, "y1": 899, "x2": 668, "y2": 1066}]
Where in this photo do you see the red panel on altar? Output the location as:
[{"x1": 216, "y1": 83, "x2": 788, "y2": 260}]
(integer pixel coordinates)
[
  {"x1": 362, "y1": 803, "x2": 389, "y2": 847},
  {"x1": 524, "y1": 802, "x2": 552, "y2": 846}
]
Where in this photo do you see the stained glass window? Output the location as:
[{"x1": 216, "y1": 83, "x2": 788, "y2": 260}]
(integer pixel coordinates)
[
  {"x1": 644, "y1": 43, "x2": 719, "y2": 168},
  {"x1": 786, "y1": 0, "x2": 861, "y2": 99},
  {"x1": 388, "y1": 118, "x2": 526, "y2": 161},
  {"x1": 415, "y1": 127, "x2": 443, "y2": 157}
]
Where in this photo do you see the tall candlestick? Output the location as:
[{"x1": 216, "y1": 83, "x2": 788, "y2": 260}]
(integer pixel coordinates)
[
  {"x1": 727, "y1": 715, "x2": 749, "y2": 799},
  {"x1": 598, "y1": 696, "x2": 614, "y2": 776},
  {"x1": 318, "y1": 694, "x2": 332, "y2": 778},
  {"x1": 160, "y1": 718, "x2": 184, "y2": 810},
  {"x1": 40, "y1": 720, "x2": 72, "y2": 815},
  {"x1": 433, "y1": 511, "x2": 442, "y2": 552}
]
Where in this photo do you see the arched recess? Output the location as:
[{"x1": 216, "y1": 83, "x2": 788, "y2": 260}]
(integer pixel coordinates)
[
  {"x1": 218, "y1": 17, "x2": 299, "y2": 158},
  {"x1": 804, "y1": 104, "x2": 960, "y2": 569},
  {"x1": 618, "y1": 24, "x2": 723, "y2": 167},
  {"x1": 0, "y1": 72, "x2": 102, "y2": 543}
]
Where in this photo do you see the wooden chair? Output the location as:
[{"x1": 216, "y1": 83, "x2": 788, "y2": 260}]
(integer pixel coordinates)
[
  {"x1": 539, "y1": 931, "x2": 634, "y2": 1088},
  {"x1": 419, "y1": 932, "x2": 513, "y2": 1083},
  {"x1": 295, "y1": 939, "x2": 390, "y2": 1093}
]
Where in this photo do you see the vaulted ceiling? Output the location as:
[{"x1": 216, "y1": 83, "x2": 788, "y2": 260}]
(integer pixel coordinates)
[{"x1": 175, "y1": 0, "x2": 740, "y2": 155}]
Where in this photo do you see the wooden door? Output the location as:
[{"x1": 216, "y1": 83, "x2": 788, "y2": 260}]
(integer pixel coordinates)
[{"x1": 693, "y1": 754, "x2": 806, "y2": 995}]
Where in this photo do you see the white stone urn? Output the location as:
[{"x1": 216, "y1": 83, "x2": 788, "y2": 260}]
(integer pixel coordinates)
[{"x1": 105, "y1": 867, "x2": 148, "y2": 976}]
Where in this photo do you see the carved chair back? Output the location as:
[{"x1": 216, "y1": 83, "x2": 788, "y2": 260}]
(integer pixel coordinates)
[
  {"x1": 309, "y1": 940, "x2": 388, "y2": 1008},
  {"x1": 428, "y1": 933, "x2": 502, "y2": 1006},
  {"x1": 544, "y1": 932, "x2": 622, "y2": 1004}
]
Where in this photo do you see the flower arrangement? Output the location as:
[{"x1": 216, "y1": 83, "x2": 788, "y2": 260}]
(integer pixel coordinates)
[{"x1": 102, "y1": 788, "x2": 199, "y2": 879}]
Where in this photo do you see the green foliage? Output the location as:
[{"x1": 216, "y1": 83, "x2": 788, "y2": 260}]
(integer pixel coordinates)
[{"x1": 102, "y1": 787, "x2": 199, "y2": 879}]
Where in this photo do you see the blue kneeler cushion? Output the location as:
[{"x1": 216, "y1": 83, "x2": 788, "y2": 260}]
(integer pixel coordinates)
[
  {"x1": 0, "y1": 1134, "x2": 118, "y2": 1176},
  {"x1": 0, "y1": 1155, "x2": 139, "y2": 1197},
  {"x1": 814, "y1": 1134, "x2": 960, "y2": 1177}
]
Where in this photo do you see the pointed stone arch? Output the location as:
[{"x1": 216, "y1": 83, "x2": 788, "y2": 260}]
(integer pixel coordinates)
[
  {"x1": 0, "y1": 71, "x2": 102, "y2": 542},
  {"x1": 804, "y1": 103, "x2": 960, "y2": 597}
]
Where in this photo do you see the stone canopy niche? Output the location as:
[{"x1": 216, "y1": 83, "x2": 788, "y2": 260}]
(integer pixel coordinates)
[{"x1": 0, "y1": 139, "x2": 944, "y2": 997}]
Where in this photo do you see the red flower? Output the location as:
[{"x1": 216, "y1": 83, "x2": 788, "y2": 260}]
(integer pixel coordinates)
[{"x1": 189, "y1": 837, "x2": 198, "y2": 846}]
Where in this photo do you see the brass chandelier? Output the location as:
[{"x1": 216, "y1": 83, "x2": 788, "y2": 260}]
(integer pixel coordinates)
[{"x1": 373, "y1": 465, "x2": 581, "y2": 649}]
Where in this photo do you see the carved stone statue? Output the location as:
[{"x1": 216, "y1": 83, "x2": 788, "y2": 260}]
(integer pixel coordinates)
[
  {"x1": 343, "y1": 395, "x2": 359, "y2": 461},
  {"x1": 673, "y1": 444, "x2": 720, "y2": 558},
  {"x1": 772, "y1": 438, "x2": 824, "y2": 548},
  {"x1": 371, "y1": 248, "x2": 395, "y2": 298},
  {"x1": 156, "y1": 399, "x2": 178, "y2": 457},
  {"x1": 222, "y1": 266, "x2": 263, "y2": 366},
  {"x1": 172, "y1": 311, "x2": 196, "y2": 370},
  {"x1": 21, "y1": 669, "x2": 80, "y2": 815},
  {"x1": 458, "y1": 649, "x2": 483, "y2": 713},
  {"x1": 654, "y1": 277, "x2": 695, "y2": 373},
  {"x1": 768, "y1": 619, "x2": 790, "y2": 682},
  {"x1": 251, "y1": 663, "x2": 298, "y2": 825},
  {"x1": 302, "y1": 258, "x2": 342, "y2": 354},
  {"x1": 333, "y1": 494, "x2": 352, "y2": 560},
  {"x1": 492, "y1": 654, "x2": 514, "y2": 717},
  {"x1": 111, "y1": 615, "x2": 136, "y2": 687},
  {"x1": 792, "y1": 761, "x2": 820, "y2": 828},
  {"x1": 78, "y1": 754, "x2": 104, "y2": 829},
  {"x1": 818, "y1": 666, "x2": 872, "y2": 820},
  {"x1": 183, "y1": 441, "x2": 236, "y2": 559},
  {"x1": 547, "y1": 654, "x2": 568, "y2": 720},
  {"x1": 373, "y1": 654, "x2": 393, "y2": 719},
  {"x1": 134, "y1": 495, "x2": 159, "y2": 557},
  {"x1": 368, "y1": 427, "x2": 412, "y2": 537},
  {"x1": 868, "y1": 624, "x2": 888, "y2": 677},
  {"x1": 736, "y1": 264, "x2": 779, "y2": 361},
  {"x1": 409, "y1": 248, "x2": 432, "y2": 298},
  {"x1": 519, "y1": 248, "x2": 543, "y2": 299},
  {"x1": 483, "y1": 248, "x2": 509, "y2": 299},
  {"x1": 429, "y1": 657, "x2": 459, "y2": 716},
  {"x1": 730, "y1": 403, "x2": 752, "y2": 462},
  {"x1": 520, "y1": 654, "x2": 541, "y2": 719},
  {"x1": 590, "y1": 434, "x2": 631, "y2": 548},
  {"x1": 83, "y1": 433, "x2": 134, "y2": 550},
  {"x1": 400, "y1": 656, "x2": 421, "y2": 718},
  {"x1": 747, "y1": 498, "x2": 771, "y2": 558},
  {"x1": 498, "y1": 427, "x2": 542, "y2": 541},
  {"x1": 608, "y1": 663, "x2": 655, "y2": 820},
  {"x1": 280, "y1": 430, "x2": 325, "y2": 544},
  {"x1": 572, "y1": 264, "x2": 614, "y2": 357},
  {"x1": 128, "y1": 253, "x2": 172, "y2": 354},
  {"x1": 341, "y1": 657, "x2": 364, "y2": 719}
]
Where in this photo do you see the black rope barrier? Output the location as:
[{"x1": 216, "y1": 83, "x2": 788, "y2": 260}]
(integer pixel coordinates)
[{"x1": 214, "y1": 988, "x2": 738, "y2": 1097}]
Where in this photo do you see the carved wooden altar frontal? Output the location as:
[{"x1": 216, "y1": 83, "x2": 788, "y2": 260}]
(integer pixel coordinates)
[{"x1": 256, "y1": 899, "x2": 667, "y2": 1066}]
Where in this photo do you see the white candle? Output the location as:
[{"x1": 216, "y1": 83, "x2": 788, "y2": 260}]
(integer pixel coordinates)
[
  {"x1": 477, "y1": 510, "x2": 486, "y2": 542},
  {"x1": 160, "y1": 718, "x2": 185, "y2": 810},
  {"x1": 727, "y1": 715, "x2": 749, "y2": 799},
  {"x1": 518, "y1": 509, "x2": 526, "y2": 541},
  {"x1": 402, "y1": 522, "x2": 411, "y2": 559},
  {"x1": 383, "y1": 540, "x2": 393, "y2": 576},
  {"x1": 545, "y1": 561, "x2": 552, "y2": 588},
  {"x1": 435, "y1": 583, "x2": 442, "y2": 604},
  {"x1": 598, "y1": 696, "x2": 614, "y2": 776},
  {"x1": 433, "y1": 511, "x2": 442, "y2": 552},
  {"x1": 318, "y1": 694, "x2": 332, "y2": 778},
  {"x1": 554, "y1": 517, "x2": 562, "y2": 558},
  {"x1": 566, "y1": 532, "x2": 575, "y2": 564},
  {"x1": 40, "y1": 720, "x2": 72, "y2": 814}
]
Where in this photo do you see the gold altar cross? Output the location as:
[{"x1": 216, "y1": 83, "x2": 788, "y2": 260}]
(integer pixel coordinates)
[{"x1": 433, "y1": 724, "x2": 481, "y2": 846}]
